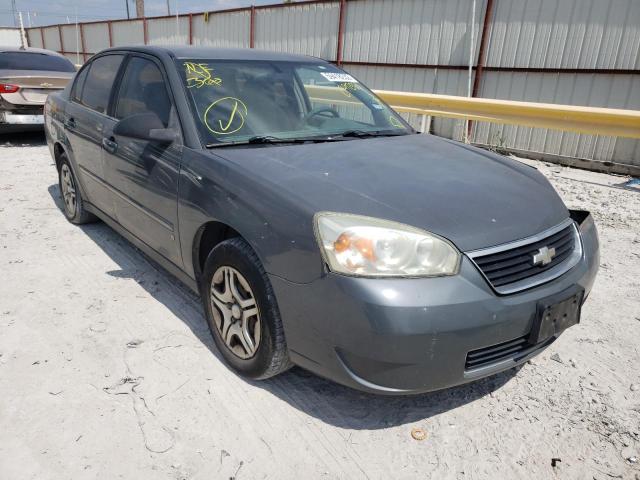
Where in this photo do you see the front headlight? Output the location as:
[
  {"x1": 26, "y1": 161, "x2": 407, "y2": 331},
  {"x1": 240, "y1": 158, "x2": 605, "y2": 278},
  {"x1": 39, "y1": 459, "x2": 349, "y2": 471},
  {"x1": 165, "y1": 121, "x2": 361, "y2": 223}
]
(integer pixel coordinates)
[{"x1": 314, "y1": 212, "x2": 461, "y2": 277}]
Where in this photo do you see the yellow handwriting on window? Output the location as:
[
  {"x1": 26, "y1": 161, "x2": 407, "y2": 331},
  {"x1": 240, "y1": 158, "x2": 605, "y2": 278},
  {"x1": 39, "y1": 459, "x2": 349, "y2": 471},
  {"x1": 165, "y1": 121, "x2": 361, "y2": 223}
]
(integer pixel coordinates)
[
  {"x1": 184, "y1": 62, "x2": 222, "y2": 89},
  {"x1": 203, "y1": 97, "x2": 248, "y2": 135},
  {"x1": 339, "y1": 82, "x2": 359, "y2": 98},
  {"x1": 389, "y1": 115, "x2": 403, "y2": 128}
]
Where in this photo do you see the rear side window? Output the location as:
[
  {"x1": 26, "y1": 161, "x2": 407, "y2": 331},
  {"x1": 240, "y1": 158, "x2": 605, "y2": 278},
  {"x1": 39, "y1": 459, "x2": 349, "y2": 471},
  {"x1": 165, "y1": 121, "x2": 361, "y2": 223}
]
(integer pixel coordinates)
[
  {"x1": 115, "y1": 56, "x2": 172, "y2": 127},
  {"x1": 80, "y1": 54, "x2": 124, "y2": 114},
  {"x1": 0, "y1": 51, "x2": 76, "y2": 72},
  {"x1": 71, "y1": 67, "x2": 89, "y2": 103}
]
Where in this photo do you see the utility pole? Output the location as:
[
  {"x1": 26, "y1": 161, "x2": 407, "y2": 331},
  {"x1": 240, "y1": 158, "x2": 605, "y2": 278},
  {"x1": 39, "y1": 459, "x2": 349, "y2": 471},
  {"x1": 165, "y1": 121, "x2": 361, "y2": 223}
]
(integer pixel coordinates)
[
  {"x1": 11, "y1": 0, "x2": 18, "y2": 26},
  {"x1": 135, "y1": 0, "x2": 145, "y2": 18},
  {"x1": 166, "y1": 0, "x2": 171, "y2": 15},
  {"x1": 125, "y1": 0, "x2": 130, "y2": 19}
]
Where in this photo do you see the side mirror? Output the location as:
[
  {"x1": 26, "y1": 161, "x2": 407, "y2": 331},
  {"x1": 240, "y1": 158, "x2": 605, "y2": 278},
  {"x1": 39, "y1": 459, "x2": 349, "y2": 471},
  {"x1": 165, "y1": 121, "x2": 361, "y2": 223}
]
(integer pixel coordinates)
[{"x1": 113, "y1": 113, "x2": 178, "y2": 144}]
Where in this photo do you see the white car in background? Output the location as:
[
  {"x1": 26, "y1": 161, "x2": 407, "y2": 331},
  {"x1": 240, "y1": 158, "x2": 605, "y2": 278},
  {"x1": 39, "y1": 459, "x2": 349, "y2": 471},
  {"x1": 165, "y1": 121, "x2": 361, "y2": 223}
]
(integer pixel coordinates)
[{"x1": 0, "y1": 46, "x2": 76, "y2": 133}]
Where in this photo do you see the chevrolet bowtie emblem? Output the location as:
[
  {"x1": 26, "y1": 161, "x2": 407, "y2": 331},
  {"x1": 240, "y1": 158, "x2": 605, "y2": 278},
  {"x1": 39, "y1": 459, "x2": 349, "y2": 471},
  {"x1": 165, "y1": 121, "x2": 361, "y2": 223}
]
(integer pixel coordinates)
[
  {"x1": 532, "y1": 246, "x2": 556, "y2": 266},
  {"x1": 40, "y1": 82, "x2": 54, "y2": 88}
]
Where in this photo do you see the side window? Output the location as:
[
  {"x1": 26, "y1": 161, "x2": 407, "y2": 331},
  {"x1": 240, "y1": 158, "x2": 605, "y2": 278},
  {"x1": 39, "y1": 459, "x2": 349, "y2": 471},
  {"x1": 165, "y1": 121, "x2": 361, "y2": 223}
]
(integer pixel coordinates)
[
  {"x1": 71, "y1": 66, "x2": 89, "y2": 103},
  {"x1": 80, "y1": 54, "x2": 124, "y2": 114},
  {"x1": 115, "y1": 57, "x2": 172, "y2": 128}
]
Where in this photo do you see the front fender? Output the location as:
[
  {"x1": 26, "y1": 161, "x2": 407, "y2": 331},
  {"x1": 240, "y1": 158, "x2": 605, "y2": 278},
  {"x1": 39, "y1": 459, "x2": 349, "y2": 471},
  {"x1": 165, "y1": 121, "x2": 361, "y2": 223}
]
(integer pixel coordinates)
[{"x1": 177, "y1": 149, "x2": 324, "y2": 284}]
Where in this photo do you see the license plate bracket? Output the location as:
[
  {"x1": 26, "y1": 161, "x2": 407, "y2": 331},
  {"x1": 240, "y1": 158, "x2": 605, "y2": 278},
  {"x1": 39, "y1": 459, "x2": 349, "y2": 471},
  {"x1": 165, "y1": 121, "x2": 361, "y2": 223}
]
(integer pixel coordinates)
[
  {"x1": 529, "y1": 287, "x2": 584, "y2": 345},
  {"x1": 3, "y1": 113, "x2": 44, "y2": 125}
]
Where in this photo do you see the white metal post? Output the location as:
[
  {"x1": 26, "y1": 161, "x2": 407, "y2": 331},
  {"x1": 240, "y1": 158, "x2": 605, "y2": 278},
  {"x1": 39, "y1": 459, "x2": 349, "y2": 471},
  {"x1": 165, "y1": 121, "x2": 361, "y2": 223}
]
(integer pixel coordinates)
[
  {"x1": 175, "y1": 0, "x2": 180, "y2": 42},
  {"x1": 18, "y1": 11, "x2": 27, "y2": 48},
  {"x1": 75, "y1": 11, "x2": 80, "y2": 65},
  {"x1": 465, "y1": 0, "x2": 477, "y2": 143}
]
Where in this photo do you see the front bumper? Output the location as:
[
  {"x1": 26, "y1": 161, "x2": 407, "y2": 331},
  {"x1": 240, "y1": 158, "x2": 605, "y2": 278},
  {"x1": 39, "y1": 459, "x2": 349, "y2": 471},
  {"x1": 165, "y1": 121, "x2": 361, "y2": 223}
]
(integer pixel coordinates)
[{"x1": 270, "y1": 214, "x2": 599, "y2": 394}]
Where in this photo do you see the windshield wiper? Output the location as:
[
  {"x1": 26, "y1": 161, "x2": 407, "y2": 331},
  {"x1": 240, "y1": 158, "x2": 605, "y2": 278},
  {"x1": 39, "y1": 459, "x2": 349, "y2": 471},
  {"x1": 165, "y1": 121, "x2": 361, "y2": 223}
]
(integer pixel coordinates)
[
  {"x1": 206, "y1": 136, "x2": 294, "y2": 148},
  {"x1": 205, "y1": 130, "x2": 408, "y2": 148},
  {"x1": 206, "y1": 135, "x2": 345, "y2": 148},
  {"x1": 336, "y1": 129, "x2": 409, "y2": 139},
  {"x1": 248, "y1": 135, "x2": 304, "y2": 145}
]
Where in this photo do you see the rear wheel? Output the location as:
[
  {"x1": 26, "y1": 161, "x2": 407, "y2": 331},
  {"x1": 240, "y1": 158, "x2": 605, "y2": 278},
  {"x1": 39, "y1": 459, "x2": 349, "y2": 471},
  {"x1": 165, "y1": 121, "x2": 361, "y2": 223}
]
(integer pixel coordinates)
[
  {"x1": 201, "y1": 237, "x2": 292, "y2": 379},
  {"x1": 58, "y1": 154, "x2": 96, "y2": 224}
]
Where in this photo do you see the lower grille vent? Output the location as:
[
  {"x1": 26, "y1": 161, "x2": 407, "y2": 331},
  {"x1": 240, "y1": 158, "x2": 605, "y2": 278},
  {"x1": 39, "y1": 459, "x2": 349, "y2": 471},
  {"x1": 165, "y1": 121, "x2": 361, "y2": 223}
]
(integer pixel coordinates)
[{"x1": 465, "y1": 335, "x2": 537, "y2": 371}]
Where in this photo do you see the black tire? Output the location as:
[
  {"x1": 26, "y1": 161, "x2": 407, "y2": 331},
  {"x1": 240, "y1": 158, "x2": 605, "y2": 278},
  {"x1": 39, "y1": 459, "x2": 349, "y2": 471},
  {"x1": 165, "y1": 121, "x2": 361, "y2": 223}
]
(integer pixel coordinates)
[
  {"x1": 57, "y1": 154, "x2": 97, "y2": 225},
  {"x1": 201, "y1": 237, "x2": 292, "y2": 379}
]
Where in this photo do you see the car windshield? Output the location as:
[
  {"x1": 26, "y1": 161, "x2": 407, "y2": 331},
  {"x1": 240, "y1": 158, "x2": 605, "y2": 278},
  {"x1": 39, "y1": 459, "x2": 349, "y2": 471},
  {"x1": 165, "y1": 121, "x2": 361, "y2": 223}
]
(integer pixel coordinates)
[
  {"x1": 0, "y1": 52, "x2": 76, "y2": 72},
  {"x1": 176, "y1": 59, "x2": 411, "y2": 146}
]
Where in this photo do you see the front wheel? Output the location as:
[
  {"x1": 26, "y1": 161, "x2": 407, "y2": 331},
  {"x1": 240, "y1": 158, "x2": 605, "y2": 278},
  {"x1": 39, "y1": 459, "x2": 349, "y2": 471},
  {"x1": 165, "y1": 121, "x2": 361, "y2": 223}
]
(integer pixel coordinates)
[{"x1": 201, "y1": 237, "x2": 292, "y2": 379}]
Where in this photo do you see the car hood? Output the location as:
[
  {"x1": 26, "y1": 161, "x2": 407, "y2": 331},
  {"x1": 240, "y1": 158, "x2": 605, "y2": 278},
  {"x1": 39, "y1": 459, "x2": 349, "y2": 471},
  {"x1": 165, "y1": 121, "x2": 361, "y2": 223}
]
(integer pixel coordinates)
[{"x1": 213, "y1": 134, "x2": 568, "y2": 251}]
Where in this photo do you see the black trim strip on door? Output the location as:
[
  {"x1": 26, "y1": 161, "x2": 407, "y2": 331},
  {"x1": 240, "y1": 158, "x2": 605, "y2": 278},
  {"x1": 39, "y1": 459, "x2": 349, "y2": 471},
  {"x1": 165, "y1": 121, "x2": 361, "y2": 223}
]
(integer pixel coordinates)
[{"x1": 78, "y1": 165, "x2": 174, "y2": 232}]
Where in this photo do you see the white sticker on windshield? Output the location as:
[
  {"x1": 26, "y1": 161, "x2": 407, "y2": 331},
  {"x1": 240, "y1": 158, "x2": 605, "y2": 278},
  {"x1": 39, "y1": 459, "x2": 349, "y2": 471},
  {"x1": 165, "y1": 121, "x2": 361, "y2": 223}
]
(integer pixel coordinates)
[{"x1": 320, "y1": 72, "x2": 358, "y2": 83}]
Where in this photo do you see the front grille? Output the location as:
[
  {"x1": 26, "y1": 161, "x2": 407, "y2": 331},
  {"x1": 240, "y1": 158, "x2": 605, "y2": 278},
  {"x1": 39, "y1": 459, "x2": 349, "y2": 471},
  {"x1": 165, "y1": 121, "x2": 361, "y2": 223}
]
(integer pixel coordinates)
[
  {"x1": 465, "y1": 335, "x2": 554, "y2": 371},
  {"x1": 469, "y1": 222, "x2": 578, "y2": 293}
]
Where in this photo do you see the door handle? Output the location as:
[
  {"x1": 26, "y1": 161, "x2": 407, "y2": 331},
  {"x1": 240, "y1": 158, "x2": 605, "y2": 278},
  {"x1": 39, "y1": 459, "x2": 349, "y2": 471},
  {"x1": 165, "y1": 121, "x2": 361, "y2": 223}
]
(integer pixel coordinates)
[
  {"x1": 102, "y1": 136, "x2": 118, "y2": 154},
  {"x1": 183, "y1": 167, "x2": 203, "y2": 183},
  {"x1": 65, "y1": 117, "x2": 76, "y2": 129}
]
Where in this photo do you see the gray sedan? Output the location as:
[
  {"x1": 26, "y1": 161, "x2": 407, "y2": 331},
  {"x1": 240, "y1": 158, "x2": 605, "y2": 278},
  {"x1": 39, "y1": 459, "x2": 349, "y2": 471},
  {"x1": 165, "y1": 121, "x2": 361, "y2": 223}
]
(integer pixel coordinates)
[{"x1": 45, "y1": 46, "x2": 599, "y2": 394}]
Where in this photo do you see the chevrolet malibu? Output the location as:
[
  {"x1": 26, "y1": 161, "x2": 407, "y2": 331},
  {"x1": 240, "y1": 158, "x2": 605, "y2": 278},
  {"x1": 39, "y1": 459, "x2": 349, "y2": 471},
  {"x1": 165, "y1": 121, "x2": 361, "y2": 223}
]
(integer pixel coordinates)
[
  {"x1": 1, "y1": 46, "x2": 75, "y2": 132},
  {"x1": 45, "y1": 46, "x2": 599, "y2": 394}
]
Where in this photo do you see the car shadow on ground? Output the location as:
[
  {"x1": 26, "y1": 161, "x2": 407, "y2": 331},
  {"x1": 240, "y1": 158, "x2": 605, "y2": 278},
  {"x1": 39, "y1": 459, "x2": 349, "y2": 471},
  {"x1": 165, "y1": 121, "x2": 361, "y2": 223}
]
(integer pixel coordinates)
[
  {"x1": 48, "y1": 183, "x2": 519, "y2": 430},
  {"x1": 0, "y1": 130, "x2": 46, "y2": 148}
]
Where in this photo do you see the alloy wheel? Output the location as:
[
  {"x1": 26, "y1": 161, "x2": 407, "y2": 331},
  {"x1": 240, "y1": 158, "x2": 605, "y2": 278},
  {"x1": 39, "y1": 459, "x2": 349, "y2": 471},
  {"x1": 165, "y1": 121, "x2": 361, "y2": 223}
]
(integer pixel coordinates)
[
  {"x1": 210, "y1": 266, "x2": 261, "y2": 359},
  {"x1": 60, "y1": 164, "x2": 77, "y2": 216}
]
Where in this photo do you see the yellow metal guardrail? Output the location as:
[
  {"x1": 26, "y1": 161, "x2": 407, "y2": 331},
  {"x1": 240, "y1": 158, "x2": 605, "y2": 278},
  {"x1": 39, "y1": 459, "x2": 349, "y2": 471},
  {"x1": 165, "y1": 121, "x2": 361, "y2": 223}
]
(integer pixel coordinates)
[
  {"x1": 305, "y1": 84, "x2": 640, "y2": 139},
  {"x1": 305, "y1": 84, "x2": 640, "y2": 174},
  {"x1": 373, "y1": 90, "x2": 640, "y2": 140}
]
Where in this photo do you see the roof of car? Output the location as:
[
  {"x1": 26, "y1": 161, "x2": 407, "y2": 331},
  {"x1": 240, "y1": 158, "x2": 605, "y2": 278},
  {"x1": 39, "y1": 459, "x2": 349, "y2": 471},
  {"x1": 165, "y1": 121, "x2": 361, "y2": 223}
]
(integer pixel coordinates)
[
  {"x1": 99, "y1": 45, "x2": 325, "y2": 63},
  {"x1": 0, "y1": 46, "x2": 69, "y2": 58}
]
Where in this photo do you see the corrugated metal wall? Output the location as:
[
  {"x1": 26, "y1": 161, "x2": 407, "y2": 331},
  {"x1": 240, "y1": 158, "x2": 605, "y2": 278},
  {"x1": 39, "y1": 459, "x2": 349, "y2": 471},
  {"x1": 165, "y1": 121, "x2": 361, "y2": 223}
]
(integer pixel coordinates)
[
  {"x1": 486, "y1": 0, "x2": 640, "y2": 70},
  {"x1": 147, "y1": 17, "x2": 189, "y2": 46},
  {"x1": 21, "y1": 0, "x2": 640, "y2": 167},
  {"x1": 58, "y1": 25, "x2": 78, "y2": 64},
  {"x1": 470, "y1": 0, "x2": 640, "y2": 164},
  {"x1": 340, "y1": 0, "x2": 488, "y2": 144},
  {"x1": 27, "y1": 29, "x2": 43, "y2": 48},
  {"x1": 472, "y1": 72, "x2": 640, "y2": 164},
  {"x1": 59, "y1": 25, "x2": 75, "y2": 54},
  {"x1": 0, "y1": 28, "x2": 22, "y2": 47},
  {"x1": 340, "y1": 0, "x2": 640, "y2": 166},
  {"x1": 111, "y1": 20, "x2": 145, "y2": 47},
  {"x1": 83, "y1": 23, "x2": 110, "y2": 55},
  {"x1": 41, "y1": 26, "x2": 60, "y2": 52},
  {"x1": 255, "y1": 2, "x2": 340, "y2": 60},
  {"x1": 192, "y1": 11, "x2": 250, "y2": 49},
  {"x1": 343, "y1": 0, "x2": 486, "y2": 65}
]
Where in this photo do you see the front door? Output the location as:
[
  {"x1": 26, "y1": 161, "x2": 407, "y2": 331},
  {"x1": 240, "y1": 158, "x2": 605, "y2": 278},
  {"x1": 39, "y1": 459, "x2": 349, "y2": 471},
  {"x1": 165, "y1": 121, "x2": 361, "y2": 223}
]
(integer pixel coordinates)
[{"x1": 102, "y1": 55, "x2": 183, "y2": 267}]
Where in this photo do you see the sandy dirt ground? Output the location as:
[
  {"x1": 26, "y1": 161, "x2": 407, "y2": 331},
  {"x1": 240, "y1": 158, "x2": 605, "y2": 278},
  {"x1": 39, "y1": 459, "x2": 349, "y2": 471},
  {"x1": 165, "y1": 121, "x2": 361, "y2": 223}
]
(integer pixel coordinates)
[{"x1": 0, "y1": 132, "x2": 639, "y2": 480}]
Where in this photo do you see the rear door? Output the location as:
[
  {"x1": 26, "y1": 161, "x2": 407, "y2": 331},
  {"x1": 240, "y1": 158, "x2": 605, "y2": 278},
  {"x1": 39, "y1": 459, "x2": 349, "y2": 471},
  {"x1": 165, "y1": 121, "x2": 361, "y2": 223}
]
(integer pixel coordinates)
[
  {"x1": 102, "y1": 54, "x2": 183, "y2": 266},
  {"x1": 64, "y1": 54, "x2": 125, "y2": 219}
]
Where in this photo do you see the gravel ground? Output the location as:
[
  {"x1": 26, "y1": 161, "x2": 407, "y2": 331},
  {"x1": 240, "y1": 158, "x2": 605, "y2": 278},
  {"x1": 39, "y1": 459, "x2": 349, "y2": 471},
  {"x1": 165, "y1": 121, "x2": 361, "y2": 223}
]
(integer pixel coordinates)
[{"x1": 0, "y1": 132, "x2": 639, "y2": 480}]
